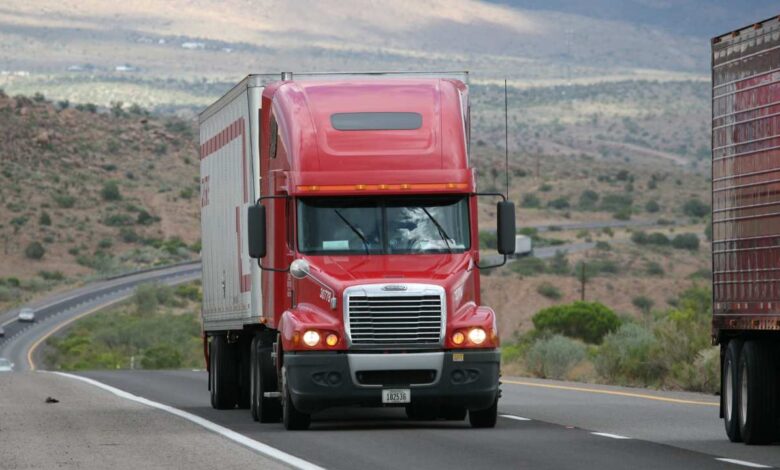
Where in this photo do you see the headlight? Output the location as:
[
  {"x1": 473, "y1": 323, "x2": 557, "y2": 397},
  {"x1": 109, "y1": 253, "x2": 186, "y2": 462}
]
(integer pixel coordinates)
[
  {"x1": 468, "y1": 328, "x2": 487, "y2": 345},
  {"x1": 302, "y1": 330, "x2": 320, "y2": 347}
]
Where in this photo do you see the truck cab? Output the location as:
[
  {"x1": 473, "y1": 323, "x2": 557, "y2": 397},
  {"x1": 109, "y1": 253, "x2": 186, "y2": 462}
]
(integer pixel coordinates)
[{"x1": 200, "y1": 72, "x2": 515, "y2": 430}]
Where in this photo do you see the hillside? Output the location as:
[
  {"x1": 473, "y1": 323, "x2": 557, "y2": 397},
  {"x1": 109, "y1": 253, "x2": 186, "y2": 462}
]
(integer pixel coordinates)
[{"x1": 0, "y1": 91, "x2": 199, "y2": 308}]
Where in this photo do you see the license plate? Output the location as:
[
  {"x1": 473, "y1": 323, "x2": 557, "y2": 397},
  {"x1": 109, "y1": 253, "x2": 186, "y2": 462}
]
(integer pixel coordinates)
[{"x1": 382, "y1": 389, "x2": 410, "y2": 404}]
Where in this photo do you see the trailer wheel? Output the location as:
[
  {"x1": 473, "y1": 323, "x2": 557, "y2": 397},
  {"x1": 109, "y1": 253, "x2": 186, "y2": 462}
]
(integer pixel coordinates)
[
  {"x1": 282, "y1": 367, "x2": 311, "y2": 430},
  {"x1": 209, "y1": 335, "x2": 238, "y2": 410},
  {"x1": 723, "y1": 340, "x2": 742, "y2": 442},
  {"x1": 738, "y1": 341, "x2": 777, "y2": 444},
  {"x1": 469, "y1": 398, "x2": 498, "y2": 428},
  {"x1": 250, "y1": 336, "x2": 282, "y2": 423}
]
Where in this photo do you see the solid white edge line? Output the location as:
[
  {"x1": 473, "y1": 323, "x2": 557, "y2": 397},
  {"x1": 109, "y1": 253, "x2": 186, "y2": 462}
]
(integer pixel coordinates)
[
  {"x1": 715, "y1": 458, "x2": 771, "y2": 468},
  {"x1": 500, "y1": 414, "x2": 531, "y2": 421},
  {"x1": 591, "y1": 432, "x2": 631, "y2": 440},
  {"x1": 50, "y1": 372, "x2": 326, "y2": 470}
]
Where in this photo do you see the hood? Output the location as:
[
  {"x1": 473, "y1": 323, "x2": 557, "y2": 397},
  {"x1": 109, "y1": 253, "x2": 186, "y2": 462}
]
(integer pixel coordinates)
[{"x1": 305, "y1": 252, "x2": 472, "y2": 285}]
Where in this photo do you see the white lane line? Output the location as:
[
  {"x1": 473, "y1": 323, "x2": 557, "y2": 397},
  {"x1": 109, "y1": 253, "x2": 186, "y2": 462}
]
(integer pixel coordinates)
[
  {"x1": 52, "y1": 372, "x2": 325, "y2": 470},
  {"x1": 500, "y1": 414, "x2": 531, "y2": 421},
  {"x1": 716, "y1": 458, "x2": 771, "y2": 468},
  {"x1": 591, "y1": 432, "x2": 631, "y2": 440}
]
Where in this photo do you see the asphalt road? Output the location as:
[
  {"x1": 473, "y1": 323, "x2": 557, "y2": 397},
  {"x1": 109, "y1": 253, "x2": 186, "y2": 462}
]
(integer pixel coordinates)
[
  {"x1": 77, "y1": 370, "x2": 780, "y2": 470},
  {"x1": 0, "y1": 262, "x2": 201, "y2": 370}
]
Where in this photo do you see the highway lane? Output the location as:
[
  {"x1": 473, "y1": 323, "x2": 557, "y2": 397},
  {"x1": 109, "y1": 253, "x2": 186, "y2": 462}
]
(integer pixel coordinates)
[
  {"x1": 0, "y1": 262, "x2": 201, "y2": 370},
  {"x1": 78, "y1": 370, "x2": 778, "y2": 470}
]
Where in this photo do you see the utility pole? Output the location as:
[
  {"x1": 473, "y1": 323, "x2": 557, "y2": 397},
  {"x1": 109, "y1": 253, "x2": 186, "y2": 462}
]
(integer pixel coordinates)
[{"x1": 579, "y1": 262, "x2": 587, "y2": 301}]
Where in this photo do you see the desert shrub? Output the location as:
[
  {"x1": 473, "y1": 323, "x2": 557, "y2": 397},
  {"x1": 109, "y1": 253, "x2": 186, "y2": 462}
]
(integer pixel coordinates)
[
  {"x1": 682, "y1": 198, "x2": 709, "y2": 218},
  {"x1": 479, "y1": 230, "x2": 497, "y2": 249},
  {"x1": 119, "y1": 227, "x2": 139, "y2": 243},
  {"x1": 612, "y1": 207, "x2": 632, "y2": 220},
  {"x1": 600, "y1": 193, "x2": 633, "y2": 213},
  {"x1": 672, "y1": 233, "x2": 699, "y2": 250},
  {"x1": 98, "y1": 238, "x2": 113, "y2": 249},
  {"x1": 676, "y1": 347, "x2": 720, "y2": 393},
  {"x1": 38, "y1": 270, "x2": 64, "y2": 281},
  {"x1": 578, "y1": 190, "x2": 600, "y2": 210},
  {"x1": 136, "y1": 210, "x2": 158, "y2": 225},
  {"x1": 511, "y1": 257, "x2": 547, "y2": 276},
  {"x1": 595, "y1": 323, "x2": 662, "y2": 386},
  {"x1": 644, "y1": 200, "x2": 660, "y2": 213},
  {"x1": 645, "y1": 261, "x2": 664, "y2": 276},
  {"x1": 525, "y1": 335, "x2": 586, "y2": 379},
  {"x1": 175, "y1": 284, "x2": 201, "y2": 302},
  {"x1": 573, "y1": 259, "x2": 620, "y2": 278},
  {"x1": 25, "y1": 241, "x2": 45, "y2": 260},
  {"x1": 521, "y1": 193, "x2": 541, "y2": 208},
  {"x1": 537, "y1": 282, "x2": 562, "y2": 300},
  {"x1": 134, "y1": 282, "x2": 176, "y2": 315},
  {"x1": 101, "y1": 181, "x2": 122, "y2": 201},
  {"x1": 53, "y1": 193, "x2": 76, "y2": 208},
  {"x1": 632, "y1": 296, "x2": 654, "y2": 314},
  {"x1": 532, "y1": 301, "x2": 620, "y2": 344},
  {"x1": 632, "y1": 231, "x2": 670, "y2": 246},
  {"x1": 547, "y1": 197, "x2": 570, "y2": 210},
  {"x1": 39, "y1": 211, "x2": 51, "y2": 226},
  {"x1": 595, "y1": 241, "x2": 611, "y2": 251},
  {"x1": 179, "y1": 187, "x2": 194, "y2": 199},
  {"x1": 547, "y1": 251, "x2": 569, "y2": 275},
  {"x1": 539, "y1": 183, "x2": 552, "y2": 192},
  {"x1": 141, "y1": 344, "x2": 183, "y2": 369},
  {"x1": 103, "y1": 213, "x2": 134, "y2": 227}
]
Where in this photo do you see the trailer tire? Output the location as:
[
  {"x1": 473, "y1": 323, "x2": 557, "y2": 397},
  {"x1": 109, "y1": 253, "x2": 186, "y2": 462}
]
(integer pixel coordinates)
[
  {"x1": 723, "y1": 340, "x2": 742, "y2": 442},
  {"x1": 209, "y1": 335, "x2": 238, "y2": 410},
  {"x1": 469, "y1": 398, "x2": 498, "y2": 428},
  {"x1": 282, "y1": 367, "x2": 311, "y2": 430},
  {"x1": 738, "y1": 341, "x2": 777, "y2": 445},
  {"x1": 250, "y1": 336, "x2": 282, "y2": 423}
]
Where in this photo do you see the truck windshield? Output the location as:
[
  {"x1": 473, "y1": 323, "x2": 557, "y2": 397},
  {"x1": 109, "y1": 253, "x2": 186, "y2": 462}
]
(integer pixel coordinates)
[{"x1": 298, "y1": 196, "x2": 470, "y2": 255}]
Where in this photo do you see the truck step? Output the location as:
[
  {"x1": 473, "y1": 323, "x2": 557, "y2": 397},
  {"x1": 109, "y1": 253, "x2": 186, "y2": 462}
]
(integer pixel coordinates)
[{"x1": 263, "y1": 391, "x2": 281, "y2": 398}]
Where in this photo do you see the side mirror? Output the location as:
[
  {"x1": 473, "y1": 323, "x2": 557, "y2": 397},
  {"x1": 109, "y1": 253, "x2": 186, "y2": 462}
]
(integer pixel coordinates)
[
  {"x1": 247, "y1": 204, "x2": 266, "y2": 259},
  {"x1": 496, "y1": 200, "x2": 516, "y2": 255}
]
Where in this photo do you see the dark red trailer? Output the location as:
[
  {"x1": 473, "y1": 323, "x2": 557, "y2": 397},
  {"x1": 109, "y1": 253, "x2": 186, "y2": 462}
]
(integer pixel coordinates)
[{"x1": 712, "y1": 15, "x2": 780, "y2": 444}]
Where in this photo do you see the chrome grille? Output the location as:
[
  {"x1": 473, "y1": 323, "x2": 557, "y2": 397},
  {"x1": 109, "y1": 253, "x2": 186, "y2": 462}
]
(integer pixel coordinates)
[{"x1": 346, "y1": 286, "x2": 444, "y2": 346}]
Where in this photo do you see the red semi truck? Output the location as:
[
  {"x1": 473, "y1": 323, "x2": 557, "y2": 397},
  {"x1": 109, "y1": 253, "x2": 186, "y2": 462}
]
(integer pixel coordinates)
[
  {"x1": 712, "y1": 17, "x2": 780, "y2": 444},
  {"x1": 199, "y1": 72, "x2": 515, "y2": 430}
]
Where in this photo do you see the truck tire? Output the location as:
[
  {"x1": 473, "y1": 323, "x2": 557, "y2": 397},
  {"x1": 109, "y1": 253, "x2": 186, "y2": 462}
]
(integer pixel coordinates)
[
  {"x1": 738, "y1": 341, "x2": 777, "y2": 444},
  {"x1": 469, "y1": 398, "x2": 498, "y2": 428},
  {"x1": 237, "y1": 336, "x2": 251, "y2": 410},
  {"x1": 282, "y1": 367, "x2": 311, "y2": 430},
  {"x1": 250, "y1": 336, "x2": 282, "y2": 423},
  {"x1": 723, "y1": 340, "x2": 742, "y2": 442},
  {"x1": 209, "y1": 335, "x2": 238, "y2": 410}
]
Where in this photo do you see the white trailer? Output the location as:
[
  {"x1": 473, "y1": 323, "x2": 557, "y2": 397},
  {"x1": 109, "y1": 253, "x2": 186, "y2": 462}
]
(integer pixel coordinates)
[{"x1": 513, "y1": 234, "x2": 532, "y2": 257}]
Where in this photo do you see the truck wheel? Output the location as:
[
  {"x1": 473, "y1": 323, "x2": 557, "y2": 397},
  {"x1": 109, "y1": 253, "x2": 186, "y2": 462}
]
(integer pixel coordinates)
[
  {"x1": 209, "y1": 335, "x2": 238, "y2": 410},
  {"x1": 237, "y1": 336, "x2": 251, "y2": 410},
  {"x1": 723, "y1": 340, "x2": 742, "y2": 442},
  {"x1": 441, "y1": 406, "x2": 467, "y2": 421},
  {"x1": 282, "y1": 367, "x2": 311, "y2": 430},
  {"x1": 250, "y1": 336, "x2": 282, "y2": 423},
  {"x1": 469, "y1": 398, "x2": 498, "y2": 428},
  {"x1": 738, "y1": 341, "x2": 777, "y2": 444}
]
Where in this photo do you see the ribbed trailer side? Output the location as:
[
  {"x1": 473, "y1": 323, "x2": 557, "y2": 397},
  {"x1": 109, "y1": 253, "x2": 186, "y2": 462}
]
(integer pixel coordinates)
[
  {"x1": 199, "y1": 81, "x2": 263, "y2": 331},
  {"x1": 712, "y1": 17, "x2": 780, "y2": 336}
]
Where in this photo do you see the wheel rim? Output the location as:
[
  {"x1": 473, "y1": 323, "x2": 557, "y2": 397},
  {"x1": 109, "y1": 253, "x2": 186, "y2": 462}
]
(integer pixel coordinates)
[
  {"x1": 725, "y1": 359, "x2": 733, "y2": 421},
  {"x1": 739, "y1": 360, "x2": 748, "y2": 428}
]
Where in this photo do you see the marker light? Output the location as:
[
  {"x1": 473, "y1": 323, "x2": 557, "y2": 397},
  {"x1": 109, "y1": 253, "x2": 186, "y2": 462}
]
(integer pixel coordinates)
[
  {"x1": 452, "y1": 331, "x2": 465, "y2": 345},
  {"x1": 302, "y1": 330, "x2": 320, "y2": 347},
  {"x1": 325, "y1": 333, "x2": 339, "y2": 347},
  {"x1": 468, "y1": 328, "x2": 487, "y2": 345}
]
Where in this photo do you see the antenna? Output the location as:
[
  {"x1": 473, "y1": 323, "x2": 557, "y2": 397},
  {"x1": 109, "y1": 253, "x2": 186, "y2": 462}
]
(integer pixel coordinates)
[{"x1": 504, "y1": 79, "x2": 510, "y2": 200}]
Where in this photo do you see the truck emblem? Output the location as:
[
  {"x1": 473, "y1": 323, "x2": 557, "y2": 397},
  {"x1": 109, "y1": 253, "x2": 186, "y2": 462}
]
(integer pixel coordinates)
[{"x1": 382, "y1": 285, "x2": 407, "y2": 291}]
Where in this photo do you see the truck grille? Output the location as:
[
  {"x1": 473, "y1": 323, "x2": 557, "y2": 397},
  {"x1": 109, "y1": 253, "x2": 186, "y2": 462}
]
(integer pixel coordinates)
[{"x1": 347, "y1": 292, "x2": 444, "y2": 346}]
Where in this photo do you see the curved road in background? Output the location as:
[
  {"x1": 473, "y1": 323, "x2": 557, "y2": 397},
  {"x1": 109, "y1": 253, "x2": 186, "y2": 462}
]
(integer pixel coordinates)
[
  {"x1": 3, "y1": 261, "x2": 780, "y2": 469},
  {"x1": 0, "y1": 262, "x2": 201, "y2": 371}
]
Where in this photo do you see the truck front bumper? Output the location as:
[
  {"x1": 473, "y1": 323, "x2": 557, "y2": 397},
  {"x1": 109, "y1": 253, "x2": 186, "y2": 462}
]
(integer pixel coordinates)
[{"x1": 284, "y1": 349, "x2": 500, "y2": 414}]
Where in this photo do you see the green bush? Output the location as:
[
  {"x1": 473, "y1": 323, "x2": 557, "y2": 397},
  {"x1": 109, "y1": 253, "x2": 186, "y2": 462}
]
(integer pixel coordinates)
[
  {"x1": 632, "y1": 295, "x2": 654, "y2": 314},
  {"x1": 532, "y1": 301, "x2": 620, "y2": 344},
  {"x1": 479, "y1": 230, "x2": 497, "y2": 249},
  {"x1": 39, "y1": 211, "x2": 51, "y2": 226},
  {"x1": 511, "y1": 257, "x2": 547, "y2": 276},
  {"x1": 595, "y1": 323, "x2": 662, "y2": 386},
  {"x1": 38, "y1": 270, "x2": 65, "y2": 281},
  {"x1": 119, "y1": 227, "x2": 139, "y2": 243},
  {"x1": 644, "y1": 200, "x2": 660, "y2": 213},
  {"x1": 645, "y1": 261, "x2": 664, "y2": 276},
  {"x1": 682, "y1": 198, "x2": 709, "y2": 218},
  {"x1": 25, "y1": 241, "x2": 45, "y2": 260},
  {"x1": 671, "y1": 233, "x2": 700, "y2": 250},
  {"x1": 103, "y1": 213, "x2": 134, "y2": 227},
  {"x1": 632, "y1": 231, "x2": 670, "y2": 246},
  {"x1": 612, "y1": 207, "x2": 632, "y2": 220},
  {"x1": 98, "y1": 238, "x2": 113, "y2": 249},
  {"x1": 525, "y1": 335, "x2": 586, "y2": 379},
  {"x1": 547, "y1": 197, "x2": 570, "y2": 210},
  {"x1": 573, "y1": 259, "x2": 620, "y2": 278},
  {"x1": 521, "y1": 193, "x2": 541, "y2": 208},
  {"x1": 600, "y1": 193, "x2": 633, "y2": 213},
  {"x1": 141, "y1": 344, "x2": 183, "y2": 369},
  {"x1": 537, "y1": 282, "x2": 562, "y2": 300},
  {"x1": 101, "y1": 181, "x2": 122, "y2": 201},
  {"x1": 53, "y1": 193, "x2": 76, "y2": 208},
  {"x1": 133, "y1": 282, "x2": 177, "y2": 315},
  {"x1": 547, "y1": 251, "x2": 569, "y2": 275},
  {"x1": 578, "y1": 190, "x2": 600, "y2": 210},
  {"x1": 136, "y1": 210, "x2": 158, "y2": 225}
]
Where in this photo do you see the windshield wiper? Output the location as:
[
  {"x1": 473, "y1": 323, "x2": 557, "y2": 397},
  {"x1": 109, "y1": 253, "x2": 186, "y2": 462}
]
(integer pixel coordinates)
[
  {"x1": 334, "y1": 209, "x2": 369, "y2": 254},
  {"x1": 422, "y1": 207, "x2": 452, "y2": 254}
]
